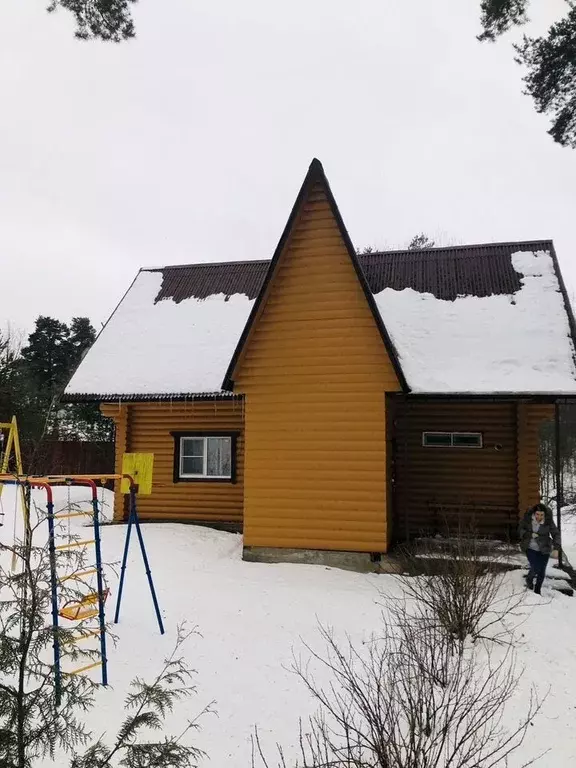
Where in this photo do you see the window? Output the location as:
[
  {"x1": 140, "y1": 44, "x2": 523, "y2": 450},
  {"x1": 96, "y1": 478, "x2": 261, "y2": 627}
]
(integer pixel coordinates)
[
  {"x1": 422, "y1": 432, "x2": 453, "y2": 447},
  {"x1": 452, "y1": 433, "x2": 483, "y2": 448},
  {"x1": 172, "y1": 433, "x2": 237, "y2": 481},
  {"x1": 422, "y1": 432, "x2": 482, "y2": 449}
]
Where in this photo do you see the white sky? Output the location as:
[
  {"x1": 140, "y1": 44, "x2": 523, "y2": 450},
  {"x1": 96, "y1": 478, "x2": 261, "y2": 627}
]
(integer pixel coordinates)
[{"x1": 1, "y1": 0, "x2": 575, "y2": 335}]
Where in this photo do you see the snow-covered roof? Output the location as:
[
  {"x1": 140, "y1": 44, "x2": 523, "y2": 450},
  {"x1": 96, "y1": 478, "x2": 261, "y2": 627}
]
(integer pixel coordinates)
[
  {"x1": 64, "y1": 269, "x2": 255, "y2": 399},
  {"x1": 64, "y1": 241, "x2": 576, "y2": 401},
  {"x1": 374, "y1": 249, "x2": 576, "y2": 395}
]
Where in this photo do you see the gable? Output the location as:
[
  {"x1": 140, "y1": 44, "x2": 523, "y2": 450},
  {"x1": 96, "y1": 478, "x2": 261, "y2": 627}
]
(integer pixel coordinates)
[{"x1": 226, "y1": 158, "x2": 406, "y2": 392}]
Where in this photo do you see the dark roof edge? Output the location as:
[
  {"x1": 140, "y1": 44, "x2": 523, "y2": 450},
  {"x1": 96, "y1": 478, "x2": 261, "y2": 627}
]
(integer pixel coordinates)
[
  {"x1": 61, "y1": 391, "x2": 243, "y2": 404},
  {"x1": 222, "y1": 158, "x2": 409, "y2": 392},
  {"x1": 372, "y1": 238, "x2": 554, "y2": 257},
  {"x1": 141, "y1": 239, "x2": 556, "y2": 274},
  {"x1": 144, "y1": 258, "x2": 271, "y2": 273},
  {"x1": 548, "y1": 242, "x2": 576, "y2": 369}
]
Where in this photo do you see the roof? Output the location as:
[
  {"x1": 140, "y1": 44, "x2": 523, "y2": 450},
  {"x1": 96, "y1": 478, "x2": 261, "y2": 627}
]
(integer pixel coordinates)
[
  {"x1": 374, "y1": 246, "x2": 576, "y2": 394},
  {"x1": 64, "y1": 269, "x2": 256, "y2": 400},
  {"x1": 63, "y1": 160, "x2": 576, "y2": 402},
  {"x1": 150, "y1": 260, "x2": 269, "y2": 303},
  {"x1": 117, "y1": 239, "x2": 552, "y2": 305},
  {"x1": 63, "y1": 238, "x2": 576, "y2": 401}
]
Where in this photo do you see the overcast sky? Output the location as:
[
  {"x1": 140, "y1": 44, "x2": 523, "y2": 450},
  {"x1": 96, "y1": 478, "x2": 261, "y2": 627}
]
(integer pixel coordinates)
[{"x1": 1, "y1": 0, "x2": 575, "y2": 337}]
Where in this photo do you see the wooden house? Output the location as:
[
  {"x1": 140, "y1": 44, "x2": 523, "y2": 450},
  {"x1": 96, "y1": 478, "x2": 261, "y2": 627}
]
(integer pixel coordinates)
[{"x1": 64, "y1": 159, "x2": 576, "y2": 562}]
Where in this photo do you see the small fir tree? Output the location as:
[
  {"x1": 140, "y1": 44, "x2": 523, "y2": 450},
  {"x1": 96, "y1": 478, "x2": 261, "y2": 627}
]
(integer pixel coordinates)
[{"x1": 0, "y1": 496, "x2": 207, "y2": 768}]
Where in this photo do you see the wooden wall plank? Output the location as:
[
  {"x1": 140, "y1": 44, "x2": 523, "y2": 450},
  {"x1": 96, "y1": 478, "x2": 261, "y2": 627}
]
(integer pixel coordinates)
[
  {"x1": 234, "y1": 181, "x2": 400, "y2": 553},
  {"x1": 102, "y1": 400, "x2": 244, "y2": 524},
  {"x1": 393, "y1": 400, "x2": 518, "y2": 541}
]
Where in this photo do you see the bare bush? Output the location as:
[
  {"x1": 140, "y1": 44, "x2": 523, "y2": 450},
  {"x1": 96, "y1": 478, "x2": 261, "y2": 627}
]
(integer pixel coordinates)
[
  {"x1": 397, "y1": 532, "x2": 525, "y2": 644},
  {"x1": 253, "y1": 610, "x2": 542, "y2": 768}
]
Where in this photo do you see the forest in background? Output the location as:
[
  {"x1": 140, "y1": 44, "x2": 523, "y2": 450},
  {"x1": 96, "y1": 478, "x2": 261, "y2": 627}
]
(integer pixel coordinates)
[{"x1": 0, "y1": 316, "x2": 112, "y2": 446}]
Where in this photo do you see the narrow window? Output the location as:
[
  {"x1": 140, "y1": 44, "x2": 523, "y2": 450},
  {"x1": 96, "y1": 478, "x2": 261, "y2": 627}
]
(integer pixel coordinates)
[
  {"x1": 422, "y1": 432, "x2": 452, "y2": 447},
  {"x1": 452, "y1": 433, "x2": 483, "y2": 448},
  {"x1": 422, "y1": 432, "x2": 482, "y2": 448}
]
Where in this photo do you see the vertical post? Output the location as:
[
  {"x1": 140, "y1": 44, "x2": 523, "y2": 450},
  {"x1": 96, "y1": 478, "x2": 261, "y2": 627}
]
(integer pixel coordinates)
[
  {"x1": 91, "y1": 489, "x2": 108, "y2": 687},
  {"x1": 130, "y1": 487, "x2": 165, "y2": 635},
  {"x1": 113, "y1": 491, "x2": 134, "y2": 625},
  {"x1": 555, "y1": 401, "x2": 563, "y2": 568},
  {"x1": 44, "y1": 485, "x2": 62, "y2": 707},
  {"x1": 114, "y1": 484, "x2": 164, "y2": 634}
]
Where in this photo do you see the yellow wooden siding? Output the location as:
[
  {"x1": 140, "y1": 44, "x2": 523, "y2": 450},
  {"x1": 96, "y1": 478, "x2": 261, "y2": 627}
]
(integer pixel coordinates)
[
  {"x1": 235, "y1": 181, "x2": 400, "y2": 552},
  {"x1": 101, "y1": 401, "x2": 244, "y2": 523},
  {"x1": 517, "y1": 403, "x2": 554, "y2": 514}
]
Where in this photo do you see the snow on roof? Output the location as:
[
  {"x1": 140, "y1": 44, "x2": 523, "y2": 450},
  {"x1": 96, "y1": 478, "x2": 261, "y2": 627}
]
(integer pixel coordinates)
[
  {"x1": 65, "y1": 245, "x2": 576, "y2": 401},
  {"x1": 374, "y1": 250, "x2": 576, "y2": 394},
  {"x1": 64, "y1": 270, "x2": 255, "y2": 398}
]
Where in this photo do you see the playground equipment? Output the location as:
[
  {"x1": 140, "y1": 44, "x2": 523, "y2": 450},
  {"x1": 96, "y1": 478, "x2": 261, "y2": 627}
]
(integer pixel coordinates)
[
  {"x1": 0, "y1": 417, "x2": 28, "y2": 529},
  {"x1": 0, "y1": 471, "x2": 164, "y2": 706}
]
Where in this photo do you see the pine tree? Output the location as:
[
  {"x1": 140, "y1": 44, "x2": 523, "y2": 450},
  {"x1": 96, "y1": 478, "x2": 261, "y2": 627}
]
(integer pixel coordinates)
[
  {"x1": 69, "y1": 319, "x2": 97, "y2": 372},
  {"x1": 15, "y1": 316, "x2": 110, "y2": 443},
  {"x1": 47, "y1": 0, "x2": 136, "y2": 42},
  {"x1": 408, "y1": 233, "x2": 436, "y2": 250},
  {"x1": 478, "y1": 1, "x2": 530, "y2": 41},
  {"x1": 21, "y1": 317, "x2": 71, "y2": 402},
  {"x1": 479, "y1": 1, "x2": 576, "y2": 148},
  {"x1": 0, "y1": 330, "x2": 21, "y2": 425}
]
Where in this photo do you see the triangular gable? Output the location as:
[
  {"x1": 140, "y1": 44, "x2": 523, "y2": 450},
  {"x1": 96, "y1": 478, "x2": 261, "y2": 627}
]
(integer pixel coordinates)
[{"x1": 223, "y1": 158, "x2": 409, "y2": 392}]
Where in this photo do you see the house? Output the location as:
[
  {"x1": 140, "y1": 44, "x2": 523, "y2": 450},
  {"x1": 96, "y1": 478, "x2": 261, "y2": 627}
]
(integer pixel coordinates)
[{"x1": 63, "y1": 159, "x2": 576, "y2": 564}]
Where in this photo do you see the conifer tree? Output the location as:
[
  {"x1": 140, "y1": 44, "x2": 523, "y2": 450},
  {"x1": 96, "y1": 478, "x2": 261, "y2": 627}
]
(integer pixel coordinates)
[{"x1": 0, "y1": 500, "x2": 206, "y2": 767}]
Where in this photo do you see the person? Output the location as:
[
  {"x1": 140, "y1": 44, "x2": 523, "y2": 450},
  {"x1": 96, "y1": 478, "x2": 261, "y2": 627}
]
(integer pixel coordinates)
[{"x1": 519, "y1": 503, "x2": 561, "y2": 595}]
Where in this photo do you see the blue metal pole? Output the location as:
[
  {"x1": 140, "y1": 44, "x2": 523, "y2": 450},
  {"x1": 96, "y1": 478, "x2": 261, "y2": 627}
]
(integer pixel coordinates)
[
  {"x1": 113, "y1": 496, "x2": 134, "y2": 625},
  {"x1": 45, "y1": 491, "x2": 62, "y2": 706},
  {"x1": 130, "y1": 488, "x2": 165, "y2": 635},
  {"x1": 91, "y1": 494, "x2": 108, "y2": 687}
]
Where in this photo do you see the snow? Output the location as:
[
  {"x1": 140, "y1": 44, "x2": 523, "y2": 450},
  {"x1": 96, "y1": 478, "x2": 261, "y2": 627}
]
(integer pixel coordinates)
[
  {"x1": 2, "y1": 487, "x2": 576, "y2": 767},
  {"x1": 64, "y1": 270, "x2": 254, "y2": 397},
  {"x1": 375, "y1": 250, "x2": 576, "y2": 394},
  {"x1": 560, "y1": 506, "x2": 576, "y2": 568}
]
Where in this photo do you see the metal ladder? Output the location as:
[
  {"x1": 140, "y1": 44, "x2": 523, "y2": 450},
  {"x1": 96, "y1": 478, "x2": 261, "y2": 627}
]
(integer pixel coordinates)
[{"x1": 46, "y1": 479, "x2": 108, "y2": 705}]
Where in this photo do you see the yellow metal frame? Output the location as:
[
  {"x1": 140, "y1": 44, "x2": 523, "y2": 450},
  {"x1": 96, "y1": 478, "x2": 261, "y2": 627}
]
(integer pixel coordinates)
[
  {"x1": 0, "y1": 416, "x2": 30, "y2": 543},
  {"x1": 0, "y1": 416, "x2": 24, "y2": 477}
]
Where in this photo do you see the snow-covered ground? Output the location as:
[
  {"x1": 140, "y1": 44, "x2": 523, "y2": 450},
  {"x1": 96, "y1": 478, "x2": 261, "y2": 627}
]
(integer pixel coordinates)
[
  {"x1": 561, "y1": 505, "x2": 576, "y2": 568},
  {"x1": 1, "y1": 486, "x2": 576, "y2": 766}
]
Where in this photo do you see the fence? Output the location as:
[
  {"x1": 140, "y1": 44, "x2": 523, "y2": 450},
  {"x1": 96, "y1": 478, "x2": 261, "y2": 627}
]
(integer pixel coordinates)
[{"x1": 21, "y1": 440, "x2": 114, "y2": 476}]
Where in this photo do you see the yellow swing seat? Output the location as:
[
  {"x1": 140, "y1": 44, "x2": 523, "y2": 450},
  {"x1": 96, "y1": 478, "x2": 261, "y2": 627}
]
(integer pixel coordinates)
[{"x1": 58, "y1": 589, "x2": 109, "y2": 621}]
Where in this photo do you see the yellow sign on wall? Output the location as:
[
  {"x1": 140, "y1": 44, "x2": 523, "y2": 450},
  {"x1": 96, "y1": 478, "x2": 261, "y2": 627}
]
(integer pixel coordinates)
[{"x1": 121, "y1": 453, "x2": 154, "y2": 495}]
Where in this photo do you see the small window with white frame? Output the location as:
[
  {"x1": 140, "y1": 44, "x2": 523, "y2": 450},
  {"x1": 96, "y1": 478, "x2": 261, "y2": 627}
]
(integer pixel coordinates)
[
  {"x1": 173, "y1": 433, "x2": 236, "y2": 481},
  {"x1": 422, "y1": 432, "x2": 482, "y2": 448}
]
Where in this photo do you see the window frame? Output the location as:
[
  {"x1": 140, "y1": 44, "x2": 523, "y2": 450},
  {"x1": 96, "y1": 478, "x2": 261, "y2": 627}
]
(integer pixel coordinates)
[
  {"x1": 171, "y1": 431, "x2": 239, "y2": 483},
  {"x1": 422, "y1": 431, "x2": 483, "y2": 449}
]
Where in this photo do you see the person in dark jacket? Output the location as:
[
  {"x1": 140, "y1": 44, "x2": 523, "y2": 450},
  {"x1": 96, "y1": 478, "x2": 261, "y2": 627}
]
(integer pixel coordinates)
[{"x1": 519, "y1": 503, "x2": 561, "y2": 595}]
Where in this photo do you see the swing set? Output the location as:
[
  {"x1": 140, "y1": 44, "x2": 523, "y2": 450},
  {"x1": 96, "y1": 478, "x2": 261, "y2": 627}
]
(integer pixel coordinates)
[{"x1": 0, "y1": 465, "x2": 164, "y2": 705}]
